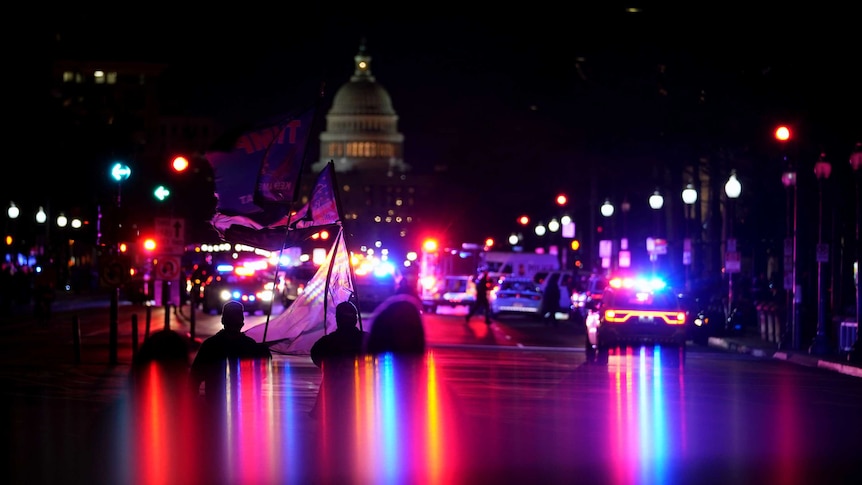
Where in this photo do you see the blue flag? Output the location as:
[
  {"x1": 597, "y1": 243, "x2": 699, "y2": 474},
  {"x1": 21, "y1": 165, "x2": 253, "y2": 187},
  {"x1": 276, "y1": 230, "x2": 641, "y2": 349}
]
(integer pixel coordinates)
[{"x1": 206, "y1": 107, "x2": 315, "y2": 218}]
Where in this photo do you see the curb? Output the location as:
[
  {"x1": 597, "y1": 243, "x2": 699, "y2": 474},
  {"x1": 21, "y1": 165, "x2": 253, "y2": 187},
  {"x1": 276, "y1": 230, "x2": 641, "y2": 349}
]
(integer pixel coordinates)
[{"x1": 710, "y1": 336, "x2": 862, "y2": 379}]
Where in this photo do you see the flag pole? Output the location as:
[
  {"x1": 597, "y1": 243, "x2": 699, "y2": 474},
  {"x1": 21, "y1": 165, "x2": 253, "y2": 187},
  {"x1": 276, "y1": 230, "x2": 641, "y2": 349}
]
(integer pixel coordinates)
[
  {"x1": 262, "y1": 85, "x2": 327, "y2": 343},
  {"x1": 325, "y1": 161, "x2": 364, "y2": 331}
]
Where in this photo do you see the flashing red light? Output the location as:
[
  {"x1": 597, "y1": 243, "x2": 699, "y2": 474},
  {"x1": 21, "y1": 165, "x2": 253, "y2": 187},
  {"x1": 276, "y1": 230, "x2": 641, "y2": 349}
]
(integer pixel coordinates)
[
  {"x1": 774, "y1": 125, "x2": 791, "y2": 142},
  {"x1": 423, "y1": 239, "x2": 438, "y2": 252},
  {"x1": 143, "y1": 238, "x2": 157, "y2": 251},
  {"x1": 484, "y1": 237, "x2": 494, "y2": 248}
]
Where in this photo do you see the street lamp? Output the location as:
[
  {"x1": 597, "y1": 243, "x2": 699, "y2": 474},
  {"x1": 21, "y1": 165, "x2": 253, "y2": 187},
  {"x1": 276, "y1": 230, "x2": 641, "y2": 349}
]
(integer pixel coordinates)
[
  {"x1": 849, "y1": 142, "x2": 862, "y2": 363},
  {"x1": 8, "y1": 202, "x2": 19, "y2": 220},
  {"x1": 600, "y1": 199, "x2": 615, "y2": 271},
  {"x1": 782, "y1": 164, "x2": 799, "y2": 349},
  {"x1": 724, "y1": 171, "x2": 742, "y2": 326},
  {"x1": 810, "y1": 153, "x2": 831, "y2": 355},
  {"x1": 682, "y1": 184, "x2": 698, "y2": 291},
  {"x1": 648, "y1": 190, "x2": 664, "y2": 273}
]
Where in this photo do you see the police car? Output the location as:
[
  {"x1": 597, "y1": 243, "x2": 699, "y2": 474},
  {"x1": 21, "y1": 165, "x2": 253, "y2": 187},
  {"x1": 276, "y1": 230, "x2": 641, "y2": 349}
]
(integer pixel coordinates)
[{"x1": 584, "y1": 274, "x2": 688, "y2": 364}]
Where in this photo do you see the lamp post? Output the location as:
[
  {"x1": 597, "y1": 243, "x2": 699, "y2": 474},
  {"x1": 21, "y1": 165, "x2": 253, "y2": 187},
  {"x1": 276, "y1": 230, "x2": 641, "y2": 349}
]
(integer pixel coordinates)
[
  {"x1": 810, "y1": 153, "x2": 832, "y2": 355},
  {"x1": 849, "y1": 142, "x2": 862, "y2": 363},
  {"x1": 6, "y1": 202, "x2": 19, "y2": 258},
  {"x1": 724, "y1": 171, "x2": 742, "y2": 326},
  {"x1": 600, "y1": 199, "x2": 614, "y2": 272},
  {"x1": 782, "y1": 164, "x2": 799, "y2": 349},
  {"x1": 648, "y1": 189, "x2": 664, "y2": 274},
  {"x1": 619, "y1": 198, "x2": 631, "y2": 269},
  {"x1": 682, "y1": 184, "x2": 698, "y2": 291}
]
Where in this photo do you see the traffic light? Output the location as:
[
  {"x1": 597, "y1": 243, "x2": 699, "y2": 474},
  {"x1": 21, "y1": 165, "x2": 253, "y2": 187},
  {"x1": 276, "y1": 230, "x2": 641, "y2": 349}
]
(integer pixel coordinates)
[
  {"x1": 774, "y1": 125, "x2": 791, "y2": 142},
  {"x1": 119, "y1": 242, "x2": 128, "y2": 253},
  {"x1": 143, "y1": 238, "x2": 157, "y2": 252},
  {"x1": 570, "y1": 239, "x2": 580, "y2": 251},
  {"x1": 171, "y1": 155, "x2": 190, "y2": 172},
  {"x1": 556, "y1": 194, "x2": 567, "y2": 206},
  {"x1": 154, "y1": 185, "x2": 171, "y2": 201}
]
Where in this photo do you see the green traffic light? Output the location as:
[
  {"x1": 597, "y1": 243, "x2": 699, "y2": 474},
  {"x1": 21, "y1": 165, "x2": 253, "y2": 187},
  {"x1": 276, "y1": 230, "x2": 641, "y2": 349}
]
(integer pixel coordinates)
[{"x1": 154, "y1": 185, "x2": 171, "y2": 201}]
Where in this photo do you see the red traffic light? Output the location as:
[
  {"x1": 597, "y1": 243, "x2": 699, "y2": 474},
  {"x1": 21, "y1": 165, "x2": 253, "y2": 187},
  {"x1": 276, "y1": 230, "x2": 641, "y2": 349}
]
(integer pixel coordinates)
[
  {"x1": 172, "y1": 156, "x2": 190, "y2": 172},
  {"x1": 774, "y1": 126, "x2": 791, "y2": 142}
]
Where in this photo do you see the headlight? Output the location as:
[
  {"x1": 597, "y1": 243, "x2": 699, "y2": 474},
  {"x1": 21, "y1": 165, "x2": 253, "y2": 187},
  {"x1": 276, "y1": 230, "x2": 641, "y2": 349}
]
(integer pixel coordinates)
[
  {"x1": 219, "y1": 289, "x2": 232, "y2": 301},
  {"x1": 258, "y1": 290, "x2": 274, "y2": 302}
]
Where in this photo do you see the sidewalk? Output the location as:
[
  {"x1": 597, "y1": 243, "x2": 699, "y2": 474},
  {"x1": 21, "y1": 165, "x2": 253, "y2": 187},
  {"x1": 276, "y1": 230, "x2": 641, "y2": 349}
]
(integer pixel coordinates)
[{"x1": 708, "y1": 326, "x2": 862, "y2": 378}]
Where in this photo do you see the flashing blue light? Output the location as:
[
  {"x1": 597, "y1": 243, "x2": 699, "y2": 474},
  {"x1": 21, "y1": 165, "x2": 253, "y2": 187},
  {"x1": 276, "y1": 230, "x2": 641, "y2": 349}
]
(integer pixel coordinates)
[
  {"x1": 374, "y1": 261, "x2": 397, "y2": 278},
  {"x1": 216, "y1": 264, "x2": 235, "y2": 273}
]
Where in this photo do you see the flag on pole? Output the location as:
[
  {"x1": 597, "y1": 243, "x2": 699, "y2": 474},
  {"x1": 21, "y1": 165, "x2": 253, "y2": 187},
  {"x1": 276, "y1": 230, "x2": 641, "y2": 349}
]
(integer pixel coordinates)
[
  {"x1": 206, "y1": 106, "x2": 315, "y2": 224},
  {"x1": 213, "y1": 161, "x2": 342, "y2": 250},
  {"x1": 244, "y1": 227, "x2": 355, "y2": 354}
]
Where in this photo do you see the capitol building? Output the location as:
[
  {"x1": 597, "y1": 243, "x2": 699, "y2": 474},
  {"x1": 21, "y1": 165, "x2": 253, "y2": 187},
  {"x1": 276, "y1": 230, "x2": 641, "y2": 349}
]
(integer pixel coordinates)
[{"x1": 306, "y1": 41, "x2": 442, "y2": 257}]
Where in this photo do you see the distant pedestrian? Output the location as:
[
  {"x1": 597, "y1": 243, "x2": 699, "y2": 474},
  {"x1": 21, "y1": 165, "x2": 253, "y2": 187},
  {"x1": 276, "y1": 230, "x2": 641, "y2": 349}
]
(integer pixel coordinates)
[
  {"x1": 189, "y1": 300, "x2": 272, "y2": 405},
  {"x1": 465, "y1": 270, "x2": 493, "y2": 324},
  {"x1": 309, "y1": 300, "x2": 368, "y2": 419},
  {"x1": 541, "y1": 273, "x2": 561, "y2": 326}
]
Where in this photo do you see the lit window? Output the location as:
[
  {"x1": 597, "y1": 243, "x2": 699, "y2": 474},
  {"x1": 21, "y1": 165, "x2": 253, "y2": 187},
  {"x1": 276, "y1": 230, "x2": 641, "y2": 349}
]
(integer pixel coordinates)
[
  {"x1": 106, "y1": 72, "x2": 117, "y2": 84},
  {"x1": 94, "y1": 70, "x2": 105, "y2": 84},
  {"x1": 62, "y1": 71, "x2": 74, "y2": 82}
]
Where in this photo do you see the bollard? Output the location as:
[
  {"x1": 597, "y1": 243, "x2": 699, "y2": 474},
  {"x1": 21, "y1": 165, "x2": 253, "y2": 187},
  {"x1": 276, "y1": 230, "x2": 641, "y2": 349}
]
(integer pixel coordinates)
[
  {"x1": 72, "y1": 316, "x2": 81, "y2": 364},
  {"x1": 189, "y1": 293, "x2": 196, "y2": 342},
  {"x1": 145, "y1": 305, "x2": 152, "y2": 338},
  {"x1": 131, "y1": 314, "x2": 139, "y2": 358},
  {"x1": 771, "y1": 311, "x2": 782, "y2": 344},
  {"x1": 109, "y1": 287, "x2": 119, "y2": 365},
  {"x1": 766, "y1": 303, "x2": 778, "y2": 343},
  {"x1": 757, "y1": 303, "x2": 767, "y2": 340}
]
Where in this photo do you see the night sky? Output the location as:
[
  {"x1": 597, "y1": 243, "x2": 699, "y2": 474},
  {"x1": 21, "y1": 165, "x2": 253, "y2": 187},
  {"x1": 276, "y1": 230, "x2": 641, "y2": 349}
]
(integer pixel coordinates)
[{"x1": 12, "y1": 4, "x2": 862, "y2": 246}]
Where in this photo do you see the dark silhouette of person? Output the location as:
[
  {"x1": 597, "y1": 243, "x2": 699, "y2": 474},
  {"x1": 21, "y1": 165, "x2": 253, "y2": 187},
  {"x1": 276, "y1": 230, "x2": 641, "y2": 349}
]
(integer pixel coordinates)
[
  {"x1": 310, "y1": 301, "x2": 368, "y2": 367},
  {"x1": 541, "y1": 272, "x2": 561, "y2": 326},
  {"x1": 188, "y1": 300, "x2": 272, "y2": 405},
  {"x1": 366, "y1": 294, "x2": 426, "y2": 355},
  {"x1": 309, "y1": 300, "x2": 368, "y2": 419},
  {"x1": 92, "y1": 329, "x2": 198, "y2": 485},
  {"x1": 130, "y1": 329, "x2": 192, "y2": 388},
  {"x1": 465, "y1": 269, "x2": 493, "y2": 324}
]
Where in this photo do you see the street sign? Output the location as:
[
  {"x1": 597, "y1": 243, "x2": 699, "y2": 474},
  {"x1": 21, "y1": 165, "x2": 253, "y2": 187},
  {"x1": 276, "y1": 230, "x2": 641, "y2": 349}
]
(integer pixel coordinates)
[
  {"x1": 100, "y1": 256, "x2": 127, "y2": 287},
  {"x1": 155, "y1": 217, "x2": 186, "y2": 255},
  {"x1": 157, "y1": 256, "x2": 181, "y2": 280}
]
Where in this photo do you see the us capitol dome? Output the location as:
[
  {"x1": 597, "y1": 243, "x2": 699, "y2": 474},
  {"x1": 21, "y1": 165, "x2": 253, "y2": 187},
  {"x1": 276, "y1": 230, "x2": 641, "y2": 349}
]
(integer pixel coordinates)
[
  {"x1": 311, "y1": 40, "x2": 409, "y2": 174},
  {"x1": 308, "y1": 40, "x2": 440, "y2": 255}
]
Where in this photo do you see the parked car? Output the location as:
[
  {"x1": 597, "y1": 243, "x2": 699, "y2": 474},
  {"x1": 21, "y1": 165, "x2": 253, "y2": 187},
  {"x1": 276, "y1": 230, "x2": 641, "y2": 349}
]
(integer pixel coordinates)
[
  {"x1": 421, "y1": 275, "x2": 476, "y2": 314},
  {"x1": 572, "y1": 273, "x2": 609, "y2": 321},
  {"x1": 536, "y1": 270, "x2": 581, "y2": 321},
  {"x1": 200, "y1": 271, "x2": 275, "y2": 315},
  {"x1": 489, "y1": 277, "x2": 543, "y2": 318},
  {"x1": 585, "y1": 274, "x2": 688, "y2": 364}
]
